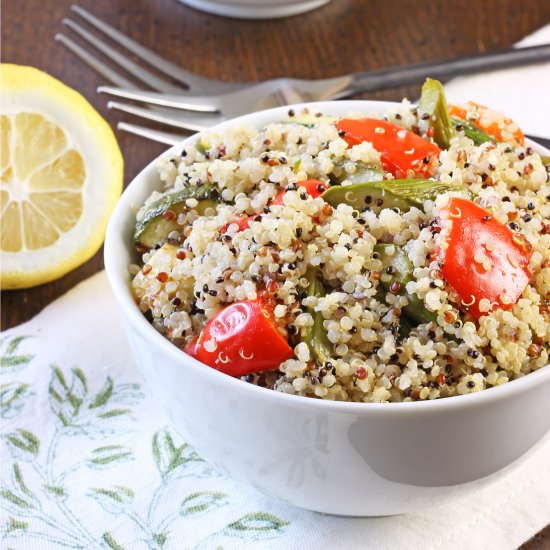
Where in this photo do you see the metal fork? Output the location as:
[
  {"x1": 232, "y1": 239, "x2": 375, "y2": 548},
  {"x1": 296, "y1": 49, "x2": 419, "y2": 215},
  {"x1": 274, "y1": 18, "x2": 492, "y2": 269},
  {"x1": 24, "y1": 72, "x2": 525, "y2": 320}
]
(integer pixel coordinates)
[{"x1": 57, "y1": 7, "x2": 550, "y2": 143}]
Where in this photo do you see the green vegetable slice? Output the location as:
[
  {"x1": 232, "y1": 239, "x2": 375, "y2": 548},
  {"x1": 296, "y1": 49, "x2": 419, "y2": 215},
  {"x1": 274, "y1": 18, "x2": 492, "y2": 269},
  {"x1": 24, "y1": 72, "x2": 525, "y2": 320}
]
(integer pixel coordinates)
[
  {"x1": 451, "y1": 116, "x2": 498, "y2": 145},
  {"x1": 418, "y1": 78, "x2": 455, "y2": 149},
  {"x1": 303, "y1": 269, "x2": 332, "y2": 366},
  {"x1": 330, "y1": 158, "x2": 385, "y2": 185},
  {"x1": 322, "y1": 179, "x2": 467, "y2": 213},
  {"x1": 375, "y1": 244, "x2": 437, "y2": 327},
  {"x1": 133, "y1": 185, "x2": 219, "y2": 248}
]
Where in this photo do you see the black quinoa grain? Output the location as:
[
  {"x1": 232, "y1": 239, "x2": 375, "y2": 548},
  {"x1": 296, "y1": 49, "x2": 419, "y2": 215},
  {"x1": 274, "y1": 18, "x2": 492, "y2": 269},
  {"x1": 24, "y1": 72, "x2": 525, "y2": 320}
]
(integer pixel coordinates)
[
  {"x1": 364, "y1": 195, "x2": 372, "y2": 204},
  {"x1": 502, "y1": 196, "x2": 511, "y2": 202},
  {"x1": 423, "y1": 156, "x2": 430, "y2": 164},
  {"x1": 350, "y1": 326, "x2": 358, "y2": 334},
  {"x1": 386, "y1": 266, "x2": 394, "y2": 274},
  {"x1": 208, "y1": 289, "x2": 218, "y2": 297},
  {"x1": 287, "y1": 324, "x2": 297, "y2": 335},
  {"x1": 522, "y1": 214, "x2": 532, "y2": 222},
  {"x1": 338, "y1": 130, "x2": 346, "y2": 137},
  {"x1": 300, "y1": 191, "x2": 308, "y2": 200},
  {"x1": 508, "y1": 222, "x2": 520, "y2": 231},
  {"x1": 375, "y1": 198, "x2": 384, "y2": 207},
  {"x1": 527, "y1": 202, "x2": 535, "y2": 210},
  {"x1": 373, "y1": 345, "x2": 381, "y2": 354},
  {"x1": 288, "y1": 109, "x2": 295, "y2": 117},
  {"x1": 245, "y1": 374, "x2": 255, "y2": 383},
  {"x1": 296, "y1": 227, "x2": 303, "y2": 238},
  {"x1": 518, "y1": 152, "x2": 525, "y2": 160},
  {"x1": 202, "y1": 284, "x2": 209, "y2": 292},
  {"x1": 172, "y1": 297, "x2": 181, "y2": 306},
  {"x1": 466, "y1": 380, "x2": 476, "y2": 389}
]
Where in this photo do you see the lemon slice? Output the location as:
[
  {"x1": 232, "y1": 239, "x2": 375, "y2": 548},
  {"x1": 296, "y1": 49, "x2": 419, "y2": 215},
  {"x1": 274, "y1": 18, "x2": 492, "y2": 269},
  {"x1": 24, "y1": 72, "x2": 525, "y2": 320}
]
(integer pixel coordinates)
[{"x1": 1, "y1": 64, "x2": 123, "y2": 289}]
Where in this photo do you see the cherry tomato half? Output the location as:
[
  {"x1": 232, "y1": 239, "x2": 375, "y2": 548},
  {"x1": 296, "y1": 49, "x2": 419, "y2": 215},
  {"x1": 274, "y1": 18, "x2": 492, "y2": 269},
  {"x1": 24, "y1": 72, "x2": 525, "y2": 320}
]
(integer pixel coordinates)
[
  {"x1": 438, "y1": 197, "x2": 531, "y2": 319},
  {"x1": 184, "y1": 296, "x2": 293, "y2": 377},
  {"x1": 337, "y1": 118, "x2": 441, "y2": 178}
]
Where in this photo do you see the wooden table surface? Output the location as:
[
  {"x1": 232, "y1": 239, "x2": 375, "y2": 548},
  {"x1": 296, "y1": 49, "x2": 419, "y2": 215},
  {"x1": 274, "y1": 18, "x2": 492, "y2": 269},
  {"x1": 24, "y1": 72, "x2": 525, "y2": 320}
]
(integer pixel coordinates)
[{"x1": 2, "y1": 0, "x2": 549, "y2": 545}]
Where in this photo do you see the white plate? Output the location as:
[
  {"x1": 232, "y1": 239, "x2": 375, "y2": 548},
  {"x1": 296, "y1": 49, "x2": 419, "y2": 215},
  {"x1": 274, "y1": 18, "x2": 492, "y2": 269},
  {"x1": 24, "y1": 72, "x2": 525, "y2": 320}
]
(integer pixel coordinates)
[{"x1": 177, "y1": 0, "x2": 331, "y2": 19}]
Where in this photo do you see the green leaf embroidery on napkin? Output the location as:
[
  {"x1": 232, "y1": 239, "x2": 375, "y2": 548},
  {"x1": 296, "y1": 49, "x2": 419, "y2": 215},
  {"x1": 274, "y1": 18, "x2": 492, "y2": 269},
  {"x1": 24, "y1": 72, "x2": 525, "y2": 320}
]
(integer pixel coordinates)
[
  {"x1": 102, "y1": 531, "x2": 126, "y2": 550},
  {"x1": 180, "y1": 491, "x2": 228, "y2": 516},
  {"x1": 0, "y1": 335, "x2": 293, "y2": 549},
  {"x1": 4, "y1": 429, "x2": 40, "y2": 460},
  {"x1": 152, "y1": 428, "x2": 203, "y2": 479},
  {"x1": 89, "y1": 377, "x2": 114, "y2": 409},
  {"x1": 227, "y1": 512, "x2": 290, "y2": 533},
  {"x1": 0, "y1": 336, "x2": 34, "y2": 370},
  {"x1": 0, "y1": 382, "x2": 33, "y2": 419},
  {"x1": 90, "y1": 486, "x2": 135, "y2": 514},
  {"x1": 87, "y1": 445, "x2": 133, "y2": 468},
  {"x1": 5, "y1": 517, "x2": 28, "y2": 533}
]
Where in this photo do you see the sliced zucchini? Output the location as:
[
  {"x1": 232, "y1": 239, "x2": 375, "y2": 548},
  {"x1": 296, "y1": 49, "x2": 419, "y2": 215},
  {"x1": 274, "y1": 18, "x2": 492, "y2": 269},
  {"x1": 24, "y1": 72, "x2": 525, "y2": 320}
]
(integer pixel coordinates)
[{"x1": 133, "y1": 185, "x2": 219, "y2": 248}]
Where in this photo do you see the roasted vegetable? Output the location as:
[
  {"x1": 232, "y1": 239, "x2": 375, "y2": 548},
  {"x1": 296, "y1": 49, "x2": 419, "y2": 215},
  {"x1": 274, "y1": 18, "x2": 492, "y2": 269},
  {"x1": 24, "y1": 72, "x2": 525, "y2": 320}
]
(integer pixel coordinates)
[
  {"x1": 337, "y1": 118, "x2": 441, "y2": 177},
  {"x1": 322, "y1": 179, "x2": 467, "y2": 213},
  {"x1": 418, "y1": 78, "x2": 455, "y2": 149},
  {"x1": 451, "y1": 116, "x2": 496, "y2": 145},
  {"x1": 375, "y1": 244, "x2": 437, "y2": 326},
  {"x1": 133, "y1": 185, "x2": 219, "y2": 248},
  {"x1": 330, "y1": 158, "x2": 385, "y2": 185},
  {"x1": 303, "y1": 269, "x2": 332, "y2": 365}
]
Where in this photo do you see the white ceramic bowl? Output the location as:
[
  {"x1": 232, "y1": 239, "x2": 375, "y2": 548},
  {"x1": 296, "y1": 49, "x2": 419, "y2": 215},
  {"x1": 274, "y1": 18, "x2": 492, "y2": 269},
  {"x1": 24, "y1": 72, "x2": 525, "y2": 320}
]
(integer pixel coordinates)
[
  {"x1": 177, "y1": 0, "x2": 331, "y2": 19},
  {"x1": 104, "y1": 101, "x2": 550, "y2": 516}
]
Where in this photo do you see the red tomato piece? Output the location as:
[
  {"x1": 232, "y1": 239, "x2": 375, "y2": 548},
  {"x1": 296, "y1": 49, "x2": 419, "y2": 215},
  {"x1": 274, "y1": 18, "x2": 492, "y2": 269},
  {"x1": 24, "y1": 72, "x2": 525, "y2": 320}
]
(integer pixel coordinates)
[
  {"x1": 184, "y1": 296, "x2": 293, "y2": 377},
  {"x1": 269, "y1": 179, "x2": 328, "y2": 206},
  {"x1": 336, "y1": 118, "x2": 441, "y2": 178},
  {"x1": 438, "y1": 197, "x2": 531, "y2": 319}
]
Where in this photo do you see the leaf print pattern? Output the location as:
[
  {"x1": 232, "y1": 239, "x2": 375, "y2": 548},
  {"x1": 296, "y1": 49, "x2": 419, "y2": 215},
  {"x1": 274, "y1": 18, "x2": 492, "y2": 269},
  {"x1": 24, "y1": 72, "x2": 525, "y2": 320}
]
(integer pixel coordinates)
[
  {"x1": 0, "y1": 330, "x2": 292, "y2": 549},
  {"x1": 0, "y1": 336, "x2": 34, "y2": 370},
  {"x1": 1, "y1": 383, "x2": 33, "y2": 419}
]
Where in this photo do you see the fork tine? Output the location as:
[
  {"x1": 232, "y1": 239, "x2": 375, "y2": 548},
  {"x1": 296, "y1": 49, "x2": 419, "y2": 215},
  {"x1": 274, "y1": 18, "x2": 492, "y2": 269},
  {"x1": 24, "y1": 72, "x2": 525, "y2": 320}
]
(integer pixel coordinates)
[
  {"x1": 97, "y1": 86, "x2": 221, "y2": 112},
  {"x1": 62, "y1": 18, "x2": 183, "y2": 93},
  {"x1": 107, "y1": 101, "x2": 222, "y2": 132},
  {"x1": 71, "y1": 5, "x2": 243, "y2": 94},
  {"x1": 55, "y1": 33, "x2": 137, "y2": 88},
  {"x1": 117, "y1": 122, "x2": 186, "y2": 145}
]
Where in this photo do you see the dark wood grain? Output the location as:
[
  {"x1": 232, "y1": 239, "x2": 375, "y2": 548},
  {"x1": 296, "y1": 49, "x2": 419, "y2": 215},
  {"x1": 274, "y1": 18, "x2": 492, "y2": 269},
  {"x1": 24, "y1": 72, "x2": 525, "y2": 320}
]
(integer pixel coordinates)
[{"x1": 1, "y1": 0, "x2": 549, "y2": 545}]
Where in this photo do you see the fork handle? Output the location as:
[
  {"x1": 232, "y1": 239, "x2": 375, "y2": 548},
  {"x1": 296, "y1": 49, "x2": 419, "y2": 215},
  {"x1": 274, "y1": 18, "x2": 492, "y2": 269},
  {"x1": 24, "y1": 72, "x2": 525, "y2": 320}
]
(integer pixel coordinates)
[{"x1": 345, "y1": 43, "x2": 550, "y2": 96}]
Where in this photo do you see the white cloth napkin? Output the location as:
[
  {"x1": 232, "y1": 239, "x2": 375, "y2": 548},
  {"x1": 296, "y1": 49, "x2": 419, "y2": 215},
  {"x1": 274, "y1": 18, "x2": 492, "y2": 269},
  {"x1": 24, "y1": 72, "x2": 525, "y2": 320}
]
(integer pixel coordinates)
[
  {"x1": 443, "y1": 24, "x2": 550, "y2": 138},
  {"x1": 2, "y1": 26, "x2": 550, "y2": 550},
  {"x1": 1, "y1": 271, "x2": 549, "y2": 549}
]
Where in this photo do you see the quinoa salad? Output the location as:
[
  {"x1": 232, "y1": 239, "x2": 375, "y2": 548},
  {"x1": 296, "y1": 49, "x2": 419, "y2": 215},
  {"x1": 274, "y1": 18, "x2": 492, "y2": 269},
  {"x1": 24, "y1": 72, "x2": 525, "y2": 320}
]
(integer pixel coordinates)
[{"x1": 130, "y1": 80, "x2": 550, "y2": 403}]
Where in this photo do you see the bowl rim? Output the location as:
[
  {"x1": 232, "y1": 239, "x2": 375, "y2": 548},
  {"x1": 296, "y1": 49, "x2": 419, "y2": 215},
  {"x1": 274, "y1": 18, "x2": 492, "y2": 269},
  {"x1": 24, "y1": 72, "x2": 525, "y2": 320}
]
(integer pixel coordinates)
[{"x1": 104, "y1": 99, "x2": 550, "y2": 417}]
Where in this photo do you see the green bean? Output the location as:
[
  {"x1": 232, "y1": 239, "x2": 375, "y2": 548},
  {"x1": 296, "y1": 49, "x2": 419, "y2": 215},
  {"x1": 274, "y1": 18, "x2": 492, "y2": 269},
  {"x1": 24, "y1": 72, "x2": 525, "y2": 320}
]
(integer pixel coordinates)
[
  {"x1": 303, "y1": 269, "x2": 333, "y2": 365},
  {"x1": 322, "y1": 179, "x2": 467, "y2": 213},
  {"x1": 450, "y1": 116, "x2": 497, "y2": 145},
  {"x1": 375, "y1": 244, "x2": 437, "y2": 326},
  {"x1": 418, "y1": 78, "x2": 455, "y2": 149}
]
